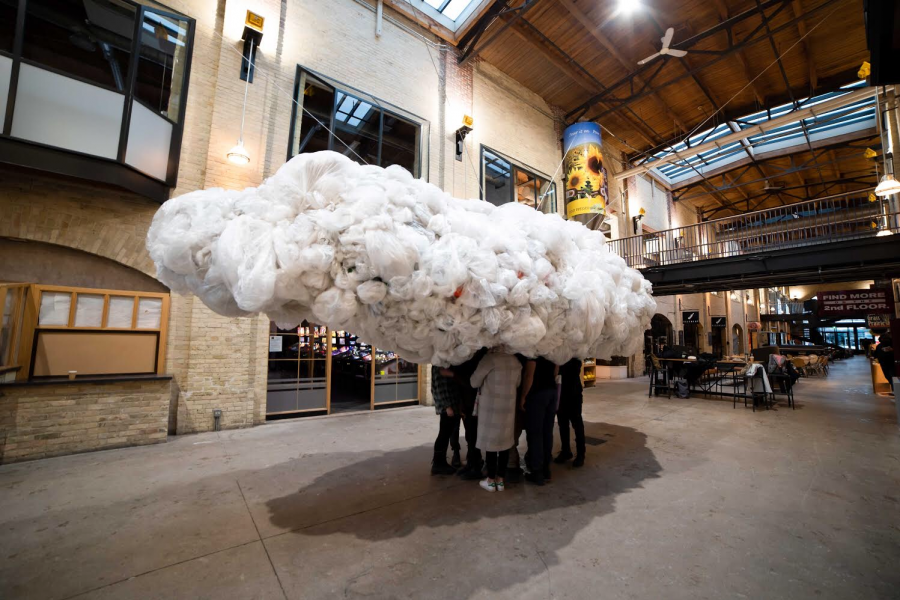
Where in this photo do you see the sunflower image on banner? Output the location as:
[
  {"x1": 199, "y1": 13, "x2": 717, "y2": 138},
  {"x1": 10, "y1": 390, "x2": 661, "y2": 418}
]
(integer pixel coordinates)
[{"x1": 563, "y1": 123, "x2": 608, "y2": 224}]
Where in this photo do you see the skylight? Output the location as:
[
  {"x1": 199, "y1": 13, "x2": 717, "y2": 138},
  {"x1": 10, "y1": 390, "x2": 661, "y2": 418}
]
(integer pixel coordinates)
[
  {"x1": 647, "y1": 81, "x2": 874, "y2": 187},
  {"x1": 418, "y1": 0, "x2": 483, "y2": 29}
]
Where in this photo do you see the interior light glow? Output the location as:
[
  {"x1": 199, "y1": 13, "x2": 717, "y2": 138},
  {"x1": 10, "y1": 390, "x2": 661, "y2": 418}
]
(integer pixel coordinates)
[
  {"x1": 874, "y1": 174, "x2": 900, "y2": 197},
  {"x1": 227, "y1": 142, "x2": 250, "y2": 165},
  {"x1": 617, "y1": 0, "x2": 641, "y2": 15}
]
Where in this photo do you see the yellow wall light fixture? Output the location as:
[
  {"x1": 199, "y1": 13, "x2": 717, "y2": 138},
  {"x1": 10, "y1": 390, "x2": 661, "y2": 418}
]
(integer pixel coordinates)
[{"x1": 858, "y1": 61, "x2": 871, "y2": 80}]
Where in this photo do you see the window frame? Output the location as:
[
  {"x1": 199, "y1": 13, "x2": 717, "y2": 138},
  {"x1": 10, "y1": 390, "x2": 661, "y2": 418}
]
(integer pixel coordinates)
[
  {"x1": 288, "y1": 65, "x2": 428, "y2": 179},
  {"x1": 479, "y1": 145, "x2": 557, "y2": 214},
  {"x1": 0, "y1": 0, "x2": 195, "y2": 199}
]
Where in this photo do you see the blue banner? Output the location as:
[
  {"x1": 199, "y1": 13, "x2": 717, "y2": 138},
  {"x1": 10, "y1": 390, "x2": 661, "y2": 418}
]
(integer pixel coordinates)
[{"x1": 563, "y1": 122, "x2": 601, "y2": 153}]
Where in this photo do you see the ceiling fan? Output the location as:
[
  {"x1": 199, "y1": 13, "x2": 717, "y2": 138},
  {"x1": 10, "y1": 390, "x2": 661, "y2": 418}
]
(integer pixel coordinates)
[{"x1": 637, "y1": 27, "x2": 687, "y2": 65}]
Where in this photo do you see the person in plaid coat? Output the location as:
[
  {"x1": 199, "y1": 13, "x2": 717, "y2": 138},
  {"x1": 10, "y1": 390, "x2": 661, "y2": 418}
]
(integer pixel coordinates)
[
  {"x1": 470, "y1": 349, "x2": 523, "y2": 492},
  {"x1": 430, "y1": 365, "x2": 463, "y2": 475}
]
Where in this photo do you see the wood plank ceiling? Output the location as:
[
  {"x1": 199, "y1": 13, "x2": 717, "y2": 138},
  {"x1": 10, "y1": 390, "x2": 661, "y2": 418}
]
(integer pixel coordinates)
[{"x1": 456, "y1": 0, "x2": 874, "y2": 216}]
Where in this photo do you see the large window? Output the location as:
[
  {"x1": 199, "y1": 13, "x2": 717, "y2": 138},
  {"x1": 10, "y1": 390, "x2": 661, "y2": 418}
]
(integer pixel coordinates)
[
  {"x1": 22, "y1": 0, "x2": 135, "y2": 91},
  {"x1": 289, "y1": 67, "x2": 422, "y2": 177},
  {"x1": 134, "y1": 10, "x2": 190, "y2": 122},
  {"x1": 1, "y1": 0, "x2": 195, "y2": 200},
  {"x1": 481, "y1": 146, "x2": 556, "y2": 214}
]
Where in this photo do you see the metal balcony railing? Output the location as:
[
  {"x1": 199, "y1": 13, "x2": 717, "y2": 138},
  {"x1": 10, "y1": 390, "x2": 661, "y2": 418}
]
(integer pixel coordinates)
[{"x1": 608, "y1": 192, "x2": 900, "y2": 269}]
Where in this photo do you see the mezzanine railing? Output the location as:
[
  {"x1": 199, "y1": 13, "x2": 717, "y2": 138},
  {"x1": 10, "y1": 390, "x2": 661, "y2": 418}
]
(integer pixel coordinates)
[{"x1": 608, "y1": 192, "x2": 900, "y2": 269}]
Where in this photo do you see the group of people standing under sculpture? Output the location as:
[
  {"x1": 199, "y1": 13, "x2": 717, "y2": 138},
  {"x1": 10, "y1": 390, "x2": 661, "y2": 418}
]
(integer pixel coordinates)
[{"x1": 431, "y1": 349, "x2": 586, "y2": 492}]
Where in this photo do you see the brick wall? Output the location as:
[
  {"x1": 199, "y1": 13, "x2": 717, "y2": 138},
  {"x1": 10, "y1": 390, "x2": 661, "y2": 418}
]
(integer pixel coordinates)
[{"x1": 0, "y1": 379, "x2": 172, "y2": 464}]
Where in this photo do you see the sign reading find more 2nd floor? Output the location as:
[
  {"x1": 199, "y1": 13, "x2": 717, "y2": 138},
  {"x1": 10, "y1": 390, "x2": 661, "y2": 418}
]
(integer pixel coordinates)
[{"x1": 818, "y1": 289, "x2": 893, "y2": 317}]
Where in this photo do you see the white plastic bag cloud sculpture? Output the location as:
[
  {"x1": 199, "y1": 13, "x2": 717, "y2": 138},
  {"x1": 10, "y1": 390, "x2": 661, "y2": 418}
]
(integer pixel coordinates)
[{"x1": 147, "y1": 151, "x2": 656, "y2": 366}]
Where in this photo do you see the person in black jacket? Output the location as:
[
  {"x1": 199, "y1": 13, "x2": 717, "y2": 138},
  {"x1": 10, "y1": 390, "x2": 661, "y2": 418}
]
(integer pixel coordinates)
[
  {"x1": 874, "y1": 334, "x2": 895, "y2": 394},
  {"x1": 555, "y1": 358, "x2": 586, "y2": 467}
]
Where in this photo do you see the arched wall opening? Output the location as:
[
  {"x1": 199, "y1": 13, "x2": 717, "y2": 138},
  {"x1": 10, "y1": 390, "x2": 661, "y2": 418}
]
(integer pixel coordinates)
[
  {"x1": 0, "y1": 238, "x2": 167, "y2": 292},
  {"x1": 732, "y1": 324, "x2": 744, "y2": 355}
]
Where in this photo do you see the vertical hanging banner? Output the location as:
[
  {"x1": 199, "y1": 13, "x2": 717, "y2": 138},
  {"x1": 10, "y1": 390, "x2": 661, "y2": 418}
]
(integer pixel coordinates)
[{"x1": 564, "y1": 122, "x2": 608, "y2": 224}]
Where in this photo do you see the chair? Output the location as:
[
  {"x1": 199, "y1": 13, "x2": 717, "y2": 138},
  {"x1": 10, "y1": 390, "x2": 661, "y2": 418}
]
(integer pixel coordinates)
[
  {"x1": 743, "y1": 365, "x2": 773, "y2": 411},
  {"x1": 791, "y1": 357, "x2": 808, "y2": 377},
  {"x1": 648, "y1": 354, "x2": 671, "y2": 398},
  {"x1": 808, "y1": 355, "x2": 825, "y2": 377}
]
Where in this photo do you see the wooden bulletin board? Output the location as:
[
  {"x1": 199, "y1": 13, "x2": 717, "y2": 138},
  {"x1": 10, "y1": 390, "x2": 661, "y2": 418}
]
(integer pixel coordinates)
[{"x1": 32, "y1": 331, "x2": 158, "y2": 377}]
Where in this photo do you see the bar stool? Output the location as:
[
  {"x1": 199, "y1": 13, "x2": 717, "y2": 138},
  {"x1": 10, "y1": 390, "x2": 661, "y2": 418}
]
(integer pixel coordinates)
[{"x1": 648, "y1": 354, "x2": 671, "y2": 398}]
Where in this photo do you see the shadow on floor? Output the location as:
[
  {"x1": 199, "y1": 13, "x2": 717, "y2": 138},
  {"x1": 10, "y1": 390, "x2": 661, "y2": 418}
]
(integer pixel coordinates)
[{"x1": 264, "y1": 422, "x2": 663, "y2": 598}]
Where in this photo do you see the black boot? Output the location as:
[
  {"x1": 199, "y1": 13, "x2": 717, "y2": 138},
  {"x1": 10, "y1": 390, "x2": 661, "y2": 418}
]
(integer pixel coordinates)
[
  {"x1": 524, "y1": 472, "x2": 545, "y2": 486},
  {"x1": 572, "y1": 454, "x2": 585, "y2": 468},
  {"x1": 459, "y1": 460, "x2": 484, "y2": 480},
  {"x1": 554, "y1": 451, "x2": 573, "y2": 464},
  {"x1": 451, "y1": 449, "x2": 462, "y2": 468},
  {"x1": 506, "y1": 467, "x2": 523, "y2": 483},
  {"x1": 431, "y1": 454, "x2": 456, "y2": 475}
]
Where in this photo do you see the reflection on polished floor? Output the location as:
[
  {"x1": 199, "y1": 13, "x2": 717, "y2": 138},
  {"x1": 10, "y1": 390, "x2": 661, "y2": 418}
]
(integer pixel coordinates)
[{"x1": 1, "y1": 357, "x2": 898, "y2": 600}]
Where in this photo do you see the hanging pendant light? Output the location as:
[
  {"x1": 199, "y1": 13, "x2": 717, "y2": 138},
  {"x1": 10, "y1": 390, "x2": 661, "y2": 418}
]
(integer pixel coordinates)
[
  {"x1": 874, "y1": 173, "x2": 900, "y2": 197},
  {"x1": 227, "y1": 38, "x2": 255, "y2": 166},
  {"x1": 227, "y1": 142, "x2": 250, "y2": 165}
]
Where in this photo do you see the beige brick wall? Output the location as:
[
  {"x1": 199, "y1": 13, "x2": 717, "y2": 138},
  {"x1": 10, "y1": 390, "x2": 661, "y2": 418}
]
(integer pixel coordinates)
[{"x1": 0, "y1": 379, "x2": 172, "y2": 464}]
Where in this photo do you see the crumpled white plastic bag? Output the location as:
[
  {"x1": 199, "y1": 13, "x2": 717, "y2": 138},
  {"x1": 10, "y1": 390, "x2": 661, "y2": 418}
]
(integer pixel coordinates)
[{"x1": 147, "y1": 151, "x2": 656, "y2": 366}]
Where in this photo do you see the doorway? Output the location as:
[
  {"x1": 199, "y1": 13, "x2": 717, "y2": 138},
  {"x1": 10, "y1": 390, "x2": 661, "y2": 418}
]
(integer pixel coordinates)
[
  {"x1": 330, "y1": 331, "x2": 374, "y2": 413},
  {"x1": 732, "y1": 324, "x2": 744, "y2": 354},
  {"x1": 711, "y1": 324, "x2": 727, "y2": 358},
  {"x1": 683, "y1": 322, "x2": 704, "y2": 355}
]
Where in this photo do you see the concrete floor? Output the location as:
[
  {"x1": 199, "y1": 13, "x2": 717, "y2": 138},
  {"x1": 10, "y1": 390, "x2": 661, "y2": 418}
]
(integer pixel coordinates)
[{"x1": 1, "y1": 357, "x2": 899, "y2": 600}]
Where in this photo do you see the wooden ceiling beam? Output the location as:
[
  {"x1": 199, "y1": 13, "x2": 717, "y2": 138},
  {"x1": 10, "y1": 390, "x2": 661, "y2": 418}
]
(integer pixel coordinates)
[
  {"x1": 553, "y1": 0, "x2": 689, "y2": 134},
  {"x1": 629, "y1": 67, "x2": 861, "y2": 162},
  {"x1": 673, "y1": 142, "x2": 880, "y2": 202},
  {"x1": 712, "y1": 0, "x2": 765, "y2": 105},
  {"x1": 791, "y1": 0, "x2": 818, "y2": 90},
  {"x1": 646, "y1": 15, "x2": 721, "y2": 114},
  {"x1": 699, "y1": 180, "x2": 735, "y2": 210},
  {"x1": 502, "y1": 16, "x2": 662, "y2": 147}
]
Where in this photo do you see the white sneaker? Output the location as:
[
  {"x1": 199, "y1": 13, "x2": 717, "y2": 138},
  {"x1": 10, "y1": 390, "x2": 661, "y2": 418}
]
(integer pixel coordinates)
[
  {"x1": 495, "y1": 481, "x2": 505, "y2": 492},
  {"x1": 479, "y1": 479, "x2": 496, "y2": 492}
]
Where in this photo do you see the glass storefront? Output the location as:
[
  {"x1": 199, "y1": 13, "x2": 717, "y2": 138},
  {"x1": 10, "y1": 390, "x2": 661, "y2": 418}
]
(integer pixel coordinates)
[
  {"x1": 267, "y1": 323, "x2": 420, "y2": 417},
  {"x1": 819, "y1": 322, "x2": 872, "y2": 350}
]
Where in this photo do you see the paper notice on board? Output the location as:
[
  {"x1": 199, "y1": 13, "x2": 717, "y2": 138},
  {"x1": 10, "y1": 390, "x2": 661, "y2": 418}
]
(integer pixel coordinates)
[{"x1": 269, "y1": 336, "x2": 283, "y2": 352}]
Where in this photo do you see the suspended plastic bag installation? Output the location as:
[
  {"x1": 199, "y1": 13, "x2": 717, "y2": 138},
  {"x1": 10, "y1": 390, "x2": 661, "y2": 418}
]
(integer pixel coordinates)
[{"x1": 147, "y1": 151, "x2": 656, "y2": 366}]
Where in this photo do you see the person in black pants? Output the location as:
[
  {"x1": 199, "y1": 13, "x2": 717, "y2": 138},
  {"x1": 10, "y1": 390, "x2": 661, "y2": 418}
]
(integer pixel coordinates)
[
  {"x1": 449, "y1": 348, "x2": 489, "y2": 480},
  {"x1": 519, "y1": 356, "x2": 559, "y2": 486},
  {"x1": 431, "y1": 365, "x2": 462, "y2": 475},
  {"x1": 555, "y1": 358, "x2": 585, "y2": 467}
]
